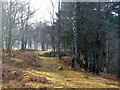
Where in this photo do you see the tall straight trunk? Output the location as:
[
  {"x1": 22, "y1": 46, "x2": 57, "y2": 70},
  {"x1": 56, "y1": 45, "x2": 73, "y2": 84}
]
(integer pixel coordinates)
[
  {"x1": 57, "y1": 1, "x2": 61, "y2": 59},
  {"x1": 75, "y1": 2, "x2": 81, "y2": 65},
  {"x1": 72, "y1": 2, "x2": 85, "y2": 69},
  {"x1": 118, "y1": 2, "x2": 120, "y2": 79},
  {"x1": 24, "y1": 31, "x2": 27, "y2": 50},
  {"x1": 28, "y1": 38, "x2": 32, "y2": 49},
  {"x1": 96, "y1": 52, "x2": 100, "y2": 75},
  {"x1": 1, "y1": 2, "x2": 4, "y2": 49},
  {"x1": 45, "y1": 44, "x2": 48, "y2": 50},
  {"x1": 92, "y1": 49, "x2": 96, "y2": 73},
  {"x1": 105, "y1": 3, "x2": 110, "y2": 73},
  {"x1": 24, "y1": 37, "x2": 27, "y2": 50},
  {"x1": 72, "y1": 43, "x2": 77, "y2": 69},
  {"x1": 71, "y1": 3, "x2": 77, "y2": 69},
  {"x1": 85, "y1": 51, "x2": 88, "y2": 70},
  {"x1": 5, "y1": 24, "x2": 8, "y2": 50},
  {"x1": 21, "y1": 35, "x2": 25, "y2": 51},
  {"x1": 84, "y1": 37, "x2": 88, "y2": 70},
  {"x1": 51, "y1": 26, "x2": 55, "y2": 56},
  {"x1": 34, "y1": 36, "x2": 38, "y2": 50},
  {"x1": 97, "y1": 49, "x2": 102, "y2": 75},
  {"x1": 0, "y1": 2, "x2": 2, "y2": 50},
  {"x1": 21, "y1": 21, "x2": 25, "y2": 51},
  {"x1": 95, "y1": 2, "x2": 101, "y2": 75},
  {"x1": 76, "y1": 2, "x2": 86, "y2": 68},
  {"x1": 41, "y1": 43, "x2": 45, "y2": 51},
  {"x1": 89, "y1": 49, "x2": 93, "y2": 71},
  {"x1": 50, "y1": 0, "x2": 56, "y2": 57},
  {"x1": 7, "y1": 2, "x2": 12, "y2": 53}
]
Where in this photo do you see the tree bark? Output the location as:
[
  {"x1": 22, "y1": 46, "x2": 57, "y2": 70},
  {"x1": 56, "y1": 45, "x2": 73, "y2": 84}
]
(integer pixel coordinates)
[
  {"x1": 118, "y1": 2, "x2": 120, "y2": 79},
  {"x1": 57, "y1": 0, "x2": 61, "y2": 59},
  {"x1": 6, "y1": 2, "x2": 12, "y2": 53}
]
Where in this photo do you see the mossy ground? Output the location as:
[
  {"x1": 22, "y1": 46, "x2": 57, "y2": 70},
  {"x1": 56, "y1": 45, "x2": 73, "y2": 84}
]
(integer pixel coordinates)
[{"x1": 2, "y1": 50, "x2": 120, "y2": 88}]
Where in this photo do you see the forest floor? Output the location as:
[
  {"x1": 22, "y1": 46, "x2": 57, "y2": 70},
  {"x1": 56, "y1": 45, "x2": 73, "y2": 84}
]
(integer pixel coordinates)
[{"x1": 2, "y1": 50, "x2": 120, "y2": 89}]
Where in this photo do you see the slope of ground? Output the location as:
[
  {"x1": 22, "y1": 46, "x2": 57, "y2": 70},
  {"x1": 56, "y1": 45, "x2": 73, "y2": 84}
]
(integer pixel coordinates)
[{"x1": 2, "y1": 50, "x2": 120, "y2": 88}]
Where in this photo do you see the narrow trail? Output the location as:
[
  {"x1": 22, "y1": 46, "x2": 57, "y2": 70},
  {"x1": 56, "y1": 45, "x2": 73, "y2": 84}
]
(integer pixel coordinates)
[{"x1": 22, "y1": 51, "x2": 119, "y2": 88}]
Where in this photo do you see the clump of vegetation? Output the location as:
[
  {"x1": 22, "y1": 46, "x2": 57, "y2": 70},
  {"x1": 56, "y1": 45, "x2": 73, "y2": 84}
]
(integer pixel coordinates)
[
  {"x1": 25, "y1": 76, "x2": 49, "y2": 83},
  {"x1": 12, "y1": 71, "x2": 20, "y2": 77},
  {"x1": 58, "y1": 66, "x2": 64, "y2": 70}
]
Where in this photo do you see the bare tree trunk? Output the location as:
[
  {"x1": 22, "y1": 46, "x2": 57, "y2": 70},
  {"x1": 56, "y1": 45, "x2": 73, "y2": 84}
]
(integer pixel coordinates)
[
  {"x1": 72, "y1": 2, "x2": 85, "y2": 69},
  {"x1": 118, "y1": 2, "x2": 120, "y2": 79},
  {"x1": 105, "y1": 4, "x2": 110, "y2": 73},
  {"x1": 92, "y1": 49, "x2": 96, "y2": 73},
  {"x1": 89, "y1": 49, "x2": 93, "y2": 71},
  {"x1": 21, "y1": 35, "x2": 25, "y2": 51},
  {"x1": 85, "y1": 51, "x2": 88, "y2": 70},
  {"x1": 41, "y1": 43, "x2": 45, "y2": 51},
  {"x1": 57, "y1": 0, "x2": 61, "y2": 59},
  {"x1": 50, "y1": 0, "x2": 56, "y2": 57},
  {"x1": 51, "y1": 23, "x2": 56, "y2": 56},
  {"x1": 6, "y1": 2, "x2": 12, "y2": 53},
  {"x1": 71, "y1": 3, "x2": 77, "y2": 69},
  {"x1": 0, "y1": 1, "x2": 2, "y2": 50}
]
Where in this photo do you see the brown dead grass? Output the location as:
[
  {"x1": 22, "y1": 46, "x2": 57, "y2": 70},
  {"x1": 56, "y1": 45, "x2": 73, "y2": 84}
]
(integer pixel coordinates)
[{"x1": 2, "y1": 50, "x2": 120, "y2": 89}]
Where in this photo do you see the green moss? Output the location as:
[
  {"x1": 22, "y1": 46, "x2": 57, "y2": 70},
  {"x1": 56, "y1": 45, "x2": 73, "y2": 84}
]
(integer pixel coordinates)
[{"x1": 68, "y1": 67, "x2": 74, "y2": 70}]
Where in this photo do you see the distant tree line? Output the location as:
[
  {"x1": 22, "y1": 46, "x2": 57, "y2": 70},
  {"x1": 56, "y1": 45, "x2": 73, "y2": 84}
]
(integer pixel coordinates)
[{"x1": 1, "y1": 1, "x2": 52, "y2": 52}]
